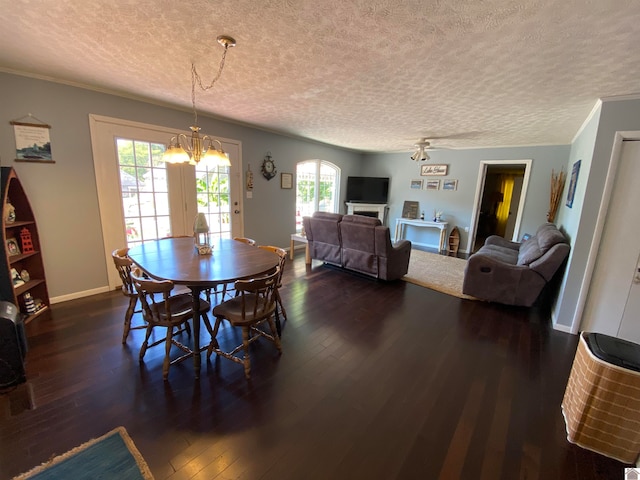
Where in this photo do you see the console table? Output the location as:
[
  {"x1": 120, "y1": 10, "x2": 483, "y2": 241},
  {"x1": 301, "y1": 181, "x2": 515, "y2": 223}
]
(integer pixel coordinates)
[{"x1": 394, "y1": 218, "x2": 449, "y2": 251}]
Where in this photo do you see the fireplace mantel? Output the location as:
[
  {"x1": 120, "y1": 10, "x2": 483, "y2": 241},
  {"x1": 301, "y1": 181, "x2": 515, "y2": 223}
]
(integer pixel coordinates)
[{"x1": 345, "y1": 202, "x2": 388, "y2": 223}]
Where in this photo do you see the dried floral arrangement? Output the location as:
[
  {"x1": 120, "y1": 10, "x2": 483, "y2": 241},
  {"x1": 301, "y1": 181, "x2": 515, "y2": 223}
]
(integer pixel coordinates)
[{"x1": 547, "y1": 168, "x2": 566, "y2": 222}]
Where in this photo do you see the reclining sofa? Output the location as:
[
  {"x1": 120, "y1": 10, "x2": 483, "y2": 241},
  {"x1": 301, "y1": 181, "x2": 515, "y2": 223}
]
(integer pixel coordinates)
[
  {"x1": 302, "y1": 212, "x2": 411, "y2": 281},
  {"x1": 462, "y1": 223, "x2": 570, "y2": 306}
]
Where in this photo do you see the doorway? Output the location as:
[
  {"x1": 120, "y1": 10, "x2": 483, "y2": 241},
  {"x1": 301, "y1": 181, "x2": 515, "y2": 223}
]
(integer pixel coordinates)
[{"x1": 468, "y1": 160, "x2": 531, "y2": 253}]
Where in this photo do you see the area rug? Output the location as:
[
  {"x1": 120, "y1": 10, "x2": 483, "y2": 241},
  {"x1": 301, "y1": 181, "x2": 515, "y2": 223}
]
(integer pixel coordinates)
[
  {"x1": 13, "y1": 426, "x2": 154, "y2": 480},
  {"x1": 403, "y1": 249, "x2": 478, "y2": 300}
]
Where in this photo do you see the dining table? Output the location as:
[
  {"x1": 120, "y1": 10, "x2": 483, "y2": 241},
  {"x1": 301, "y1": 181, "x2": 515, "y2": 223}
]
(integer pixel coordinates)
[{"x1": 127, "y1": 236, "x2": 280, "y2": 378}]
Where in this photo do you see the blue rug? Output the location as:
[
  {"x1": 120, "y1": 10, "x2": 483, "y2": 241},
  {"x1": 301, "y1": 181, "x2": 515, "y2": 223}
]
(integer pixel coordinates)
[{"x1": 13, "y1": 426, "x2": 154, "y2": 480}]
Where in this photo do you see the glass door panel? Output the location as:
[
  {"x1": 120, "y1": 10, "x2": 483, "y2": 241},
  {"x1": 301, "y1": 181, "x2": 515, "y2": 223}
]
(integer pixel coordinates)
[{"x1": 117, "y1": 138, "x2": 170, "y2": 247}]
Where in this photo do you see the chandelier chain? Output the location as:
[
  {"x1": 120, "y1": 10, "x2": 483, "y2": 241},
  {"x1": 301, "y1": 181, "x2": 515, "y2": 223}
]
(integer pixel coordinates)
[{"x1": 190, "y1": 44, "x2": 231, "y2": 126}]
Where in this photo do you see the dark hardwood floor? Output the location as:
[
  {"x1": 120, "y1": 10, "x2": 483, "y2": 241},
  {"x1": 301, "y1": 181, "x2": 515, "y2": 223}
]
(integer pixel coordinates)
[{"x1": 0, "y1": 252, "x2": 627, "y2": 479}]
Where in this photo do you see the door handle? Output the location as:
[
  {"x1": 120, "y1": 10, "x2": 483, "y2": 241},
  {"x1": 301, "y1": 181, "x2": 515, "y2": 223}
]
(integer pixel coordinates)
[{"x1": 234, "y1": 210, "x2": 240, "y2": 214}]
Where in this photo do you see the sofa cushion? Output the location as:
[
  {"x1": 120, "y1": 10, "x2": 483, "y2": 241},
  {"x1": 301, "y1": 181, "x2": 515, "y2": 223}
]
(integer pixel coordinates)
[
  {"x1": 517, "y1": 237, "x2": 543, "y2": 265},
  {"x1": 537, "y1": 227, "x2": 566, "y2": 253},
  {"x1": 341, "y1": 214, "x2": 382, "y2": 227},
  {"x1": 481, "y1": 244, "x2": 520, "y2": 264}
]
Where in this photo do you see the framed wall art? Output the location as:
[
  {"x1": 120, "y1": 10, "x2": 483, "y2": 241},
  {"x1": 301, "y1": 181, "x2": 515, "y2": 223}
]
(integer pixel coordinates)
[
  {"x1": 410, "y1": 179, "x2": 423, "y2": 189},
  {"x1": 566, "y1": 160, "x2": 581, "y2": 208},
  {"x1": 442, "y1": 179, "x2": 458, "y2": 191},
  {"x1": 402, "y1": 201, "x2": 419, "y2": 219},
  {"x1": 10, "y1": 114, "x2": 54, "y2": 163},
  {"x1": 425, "y1": 180, "x2": 440, "y2": 191},
  {"x1": 281, "y1": 172, "x2": 293, "y2": 189},
  {"x1": 420, "y1": 164, "x2": 448, "y2": 176}
]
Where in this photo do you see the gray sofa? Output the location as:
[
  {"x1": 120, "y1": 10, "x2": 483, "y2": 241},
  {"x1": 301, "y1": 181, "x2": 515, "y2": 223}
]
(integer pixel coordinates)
[
  {"x1": 462, "y1": 223, "x2": 570, "y2": 306},
  {"x1": 302, "y1": 212, "x2": 411, "y2": 280}
]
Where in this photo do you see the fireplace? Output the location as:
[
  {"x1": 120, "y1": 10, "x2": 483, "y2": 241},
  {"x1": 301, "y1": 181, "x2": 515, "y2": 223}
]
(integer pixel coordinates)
[{"x1": 345, "y1": 202, "x2": 387, "y2": 223}]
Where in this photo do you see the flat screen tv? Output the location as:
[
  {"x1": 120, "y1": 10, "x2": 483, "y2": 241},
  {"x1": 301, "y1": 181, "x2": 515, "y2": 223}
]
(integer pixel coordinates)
[{"x1": 346, "y1": 176, "x2": 389, "y2": 203}]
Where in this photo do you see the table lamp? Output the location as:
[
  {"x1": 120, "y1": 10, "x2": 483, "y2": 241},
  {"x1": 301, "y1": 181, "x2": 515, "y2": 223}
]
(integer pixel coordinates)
[{"x1": 193, "y1": 213, "x2": 212, "y2": 255}]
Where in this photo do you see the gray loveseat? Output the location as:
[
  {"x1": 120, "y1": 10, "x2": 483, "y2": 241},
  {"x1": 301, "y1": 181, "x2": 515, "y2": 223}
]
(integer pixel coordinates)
[
  {"x1": 302, "y1": 212, "x2": 412, "y2": 281},
  {"x1": 462, "y1": 223, "x2": 570, "y2": 306}
]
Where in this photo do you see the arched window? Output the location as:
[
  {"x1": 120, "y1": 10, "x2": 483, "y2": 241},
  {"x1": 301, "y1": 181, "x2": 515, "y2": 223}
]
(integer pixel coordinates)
[{"x1": 295, "y1": 160, "x2": 340, "y2": 232}]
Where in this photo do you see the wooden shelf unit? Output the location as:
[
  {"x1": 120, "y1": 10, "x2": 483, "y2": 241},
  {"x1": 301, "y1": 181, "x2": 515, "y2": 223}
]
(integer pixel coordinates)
[
  {"x1": 1, "y1": 167, "x2": 50, "y2": 324},
  {"x1": 448, "y1": 226, "x2": 460, "y2": 255}
]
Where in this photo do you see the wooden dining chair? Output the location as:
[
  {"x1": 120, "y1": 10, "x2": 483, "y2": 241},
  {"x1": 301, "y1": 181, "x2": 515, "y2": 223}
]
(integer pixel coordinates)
[
  {"x1": 207, "y1": 267, "x2": 282, "y2": 379},
  {"x1": 111, "y1": 248, "x2": 146, "y2": 344},
  {"x1": 131, "y1": 267, "x2": 213, "y2": 381},
  {"x1": 207, "y1": 236, "x2": 258, "y2": 302},
  {"x1": 258, "y1": 245, "x2": 288, "y2": 335}
]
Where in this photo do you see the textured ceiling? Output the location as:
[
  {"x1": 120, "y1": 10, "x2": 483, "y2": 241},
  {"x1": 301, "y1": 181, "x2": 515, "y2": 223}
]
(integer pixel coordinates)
[{"x1": 1, "y1": 0, "x2": 639, "y2": 153}]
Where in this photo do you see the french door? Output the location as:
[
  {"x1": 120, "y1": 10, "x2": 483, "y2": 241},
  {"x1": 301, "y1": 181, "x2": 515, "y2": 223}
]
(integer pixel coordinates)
[{"x1": 89, "y1": 115, "x2": 243, "y2": 290}]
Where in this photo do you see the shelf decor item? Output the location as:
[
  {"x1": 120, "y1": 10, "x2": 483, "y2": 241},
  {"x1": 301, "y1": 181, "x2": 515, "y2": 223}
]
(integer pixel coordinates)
[
  {"x1": 23, "y1": 292, "x2": 36, "y2": 314},
  {"x1": 20, "y1": 269, "x2": 30, "y2": 282},
  {"x1": 11, "y1": 268, "x2": 24, "y2": 287},
  {"x1": 20, "y1": 227, "x2": 34, "y2": 254},
  {"x1": 6, "y1": 237, "x2": 20, "y2": 256},
  {"x1": 402, "y1": 201, "x2": 419, "y2": 219},
  {"x1": 4, "y1": 200, "x2": 15, "y2": 224}
]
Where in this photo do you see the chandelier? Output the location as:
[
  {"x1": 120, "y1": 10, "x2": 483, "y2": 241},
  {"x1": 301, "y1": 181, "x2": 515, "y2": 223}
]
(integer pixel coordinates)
[
  {"x1": 410, "y1": 138, "x2": 431, "y2": 162},
  {"x1": 162, "y1": 35, "x2": 236, "y2": 167}
]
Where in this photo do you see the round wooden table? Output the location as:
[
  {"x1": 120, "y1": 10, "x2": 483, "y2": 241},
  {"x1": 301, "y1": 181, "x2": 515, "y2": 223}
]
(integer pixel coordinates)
[{"x1": 128, "y1": 237, "x2": 279, "y2": 378}]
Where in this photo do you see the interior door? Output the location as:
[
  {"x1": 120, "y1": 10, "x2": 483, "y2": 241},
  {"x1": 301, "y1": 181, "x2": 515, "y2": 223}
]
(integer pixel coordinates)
[
  {"x1": 619, "y1": 252, "x2": 640, "y2": 341},
  {"x1": 581, "y1": 140, "x2": 640, "y2": 341}
]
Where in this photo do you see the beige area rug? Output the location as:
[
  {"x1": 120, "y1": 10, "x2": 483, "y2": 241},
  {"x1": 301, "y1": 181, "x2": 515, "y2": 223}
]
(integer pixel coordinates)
[{"x1": 403, "y1": 249, "x2": 478, "y2": 300}]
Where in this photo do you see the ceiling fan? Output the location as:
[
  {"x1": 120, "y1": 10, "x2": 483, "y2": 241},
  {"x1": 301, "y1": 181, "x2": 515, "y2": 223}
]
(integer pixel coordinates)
[
  {"x1": 410, "y1": 138, "x2": 436, "y2": 162},
  {"x1": 408, "y1": 131, "x2": 483, "y2": 161}
]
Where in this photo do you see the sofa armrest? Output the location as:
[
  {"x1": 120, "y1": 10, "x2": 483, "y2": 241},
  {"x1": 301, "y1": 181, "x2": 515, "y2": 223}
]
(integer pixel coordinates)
[
  {"x1": 484, "y1": 235, "x2": 521, "y2": 250},
  {"x1": 389, "y1": 239, "x2": 412, "y2": 257},
  {"x1": 375, "y1": 227, "x2": 412, "y2": 280},
  {"x1": 463, "y1": 252, "x2": 546, "y2": 306}
]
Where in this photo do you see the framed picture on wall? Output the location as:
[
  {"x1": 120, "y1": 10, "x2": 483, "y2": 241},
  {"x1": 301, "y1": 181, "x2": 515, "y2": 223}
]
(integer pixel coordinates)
[
  {"x1": 425, "y1": 180, "x2": 440, "y2": 190},
  {"x1": 420, "y1": 164, "x2": 448, "y2": 176},
  {"x1": 281, "y1": 172, "x2": 293, "y2": 189},
  {"x1": 442, "y1": 179, "x2": 458, "y2": 191},
  {"x1": 410, "y1": 179, "x2": 423, "y2": 189},
  {"x1": 566, "y1": 160, "x2": 581, "y2": 208}
]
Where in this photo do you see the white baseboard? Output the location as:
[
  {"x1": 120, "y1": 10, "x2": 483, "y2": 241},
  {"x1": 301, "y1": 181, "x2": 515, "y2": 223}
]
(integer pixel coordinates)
[
  {"x1": 50, "y1": 286, "x2": 111, "y2": 305},
  {"x1": 552, "y1": 322, "x2": 574, "y2": 334}
]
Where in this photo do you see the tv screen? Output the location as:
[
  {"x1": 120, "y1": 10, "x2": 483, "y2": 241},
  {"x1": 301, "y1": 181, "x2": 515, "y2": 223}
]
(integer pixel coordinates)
[{"x1": 346, "y1": 176, "x2": 389, "y2": 203}]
